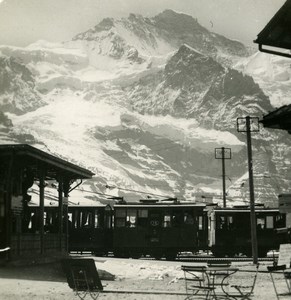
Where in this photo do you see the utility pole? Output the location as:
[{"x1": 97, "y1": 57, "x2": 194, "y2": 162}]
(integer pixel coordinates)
[
  {"x1": 237, "y1": 116, "x2": 260, "y2": 264},
  {"x1": 215, "y1": 147, "x2": 231, "y2": 207}
]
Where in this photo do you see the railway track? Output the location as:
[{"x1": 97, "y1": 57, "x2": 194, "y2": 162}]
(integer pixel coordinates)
[
  {"x1": 72, "y1": 251, "x2": 276, "y2": 262},
  {"x1": 176, "y1": 256, "x2": 275, "y2": 262}
]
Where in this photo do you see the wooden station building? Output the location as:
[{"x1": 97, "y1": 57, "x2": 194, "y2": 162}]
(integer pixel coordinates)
[{"x1": 0, "y1": 144, "x2": 94, "y2": 263}]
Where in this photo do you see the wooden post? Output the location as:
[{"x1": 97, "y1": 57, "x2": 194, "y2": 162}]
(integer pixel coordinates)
[
  {"x1": 221, "y1": 147, "x2": 226, "y2": 208},
  {"x1": 58, "y1": 176, "x2": 63, "y2": 252},
  {"x1": 237, "y1": 116, "x2": 259, "y2": 264},
  {"x1": 215, "y1": 147, "x2": 231, "y2": 208},
  {"x1": 246, "y1": 116, "x2": 258, "y2": 264},
  {"x1": 5, "y1": 153, "x2": 14, "y2": 261},
  {"x1": 39, "y1": 168, "x2": 45, "y2": 254},
  {"x1": 63, "y1": 179, "x2": 70, "y2": 252}
]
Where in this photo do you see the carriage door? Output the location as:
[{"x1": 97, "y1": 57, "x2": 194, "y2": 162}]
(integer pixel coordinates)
[
  {"x1": 148, "y1": 210, "x2": 162, "y2": 245},
  {"x1": 197, "y1": 212, "x2": 208, "y2": 249},
  {"x1": 0, "y1": 190, "x2": 5, "y2": 251}
]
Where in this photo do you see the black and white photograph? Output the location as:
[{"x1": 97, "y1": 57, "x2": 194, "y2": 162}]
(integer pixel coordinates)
[{"x1": 0, "y1": 0, "x2": 290, "y2": 299}]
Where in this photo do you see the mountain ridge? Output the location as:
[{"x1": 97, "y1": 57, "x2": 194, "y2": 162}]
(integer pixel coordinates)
[{"x1": 0, "y1": 10, "x2": 290, "y2": 205}]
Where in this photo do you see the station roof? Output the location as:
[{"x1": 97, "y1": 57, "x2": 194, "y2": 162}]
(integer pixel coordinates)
[
  {"x1": 0, "y1": 144, "x2": 94, "y2": 180},
  {"x1": 254, "y1": 0, "x2": 291, "y2": 58},
  {"x1": 260, "y1": 105, "x2": 291, "y2": 134}
]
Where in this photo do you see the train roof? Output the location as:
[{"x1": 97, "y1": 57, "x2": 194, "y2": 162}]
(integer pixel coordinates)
[
  {"x1": 114, "y1": 202, "x2": 206, "y2": 209},
  {"x1": 213, "y1": 207, "x2": 280, "y2": 213}
]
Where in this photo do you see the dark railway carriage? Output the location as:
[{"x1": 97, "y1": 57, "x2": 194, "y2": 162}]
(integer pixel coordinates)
[
  {"x1": 68, "y1": 205, "x2": 113, "y2": 255},
  {"x1": 209, "y1": 207, "x2": 286, "y2": 257},
  {"x1": 27, "y1": 204, "x2": 113, "y2": 255},
  {"x1": 112, "y1": 200, "x2": 208, "y2": 260}
]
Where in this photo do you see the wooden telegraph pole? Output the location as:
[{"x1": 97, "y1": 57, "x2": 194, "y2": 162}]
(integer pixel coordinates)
[
  {"x1": 237, "y1": 116, "x2": 260, "y2": 264},
  {"x1": 215, "y1": 147, "x2": 231, "y2": 207}
]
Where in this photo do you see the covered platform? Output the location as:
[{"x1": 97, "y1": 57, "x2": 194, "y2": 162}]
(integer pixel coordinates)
[{"x1": 0, "y1": 144, "x2": 94, "y2": 264}]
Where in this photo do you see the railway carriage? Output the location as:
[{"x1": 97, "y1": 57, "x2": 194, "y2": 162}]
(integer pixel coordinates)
[
  {"x1": 112, "y1": 200, "x2": 208, "y2": 260},
  {"x1": 27, "y1": 204, "x2": 113, "y2": 255},
  {"x1": 209, "y1": 206, "x2": 287, "y2": 257},
  {"x1": 67, "y1": 205, "x2": 113, "y2": 255},
  {"x1": 27, "y1": 201, "x2": 288, "y2": 259}
]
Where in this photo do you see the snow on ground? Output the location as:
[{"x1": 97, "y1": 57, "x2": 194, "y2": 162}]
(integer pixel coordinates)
[
  {"x1": 95, "y1": 257, "x2": 184, "y2": 281},
  {"x1": 0, "y1": 256, "x2": 288, "y2": 299}
]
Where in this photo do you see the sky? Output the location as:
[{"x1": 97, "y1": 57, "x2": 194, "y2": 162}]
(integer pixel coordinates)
[{"x1": 0, "y1": 0, "x2": 286, "y2": 47}]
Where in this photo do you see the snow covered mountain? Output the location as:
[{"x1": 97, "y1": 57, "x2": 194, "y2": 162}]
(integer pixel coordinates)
[
  {"x1": 235, "y1": 51, "x2": 291, "y2": 108},
  {"x1": 0, "y1": 55, "x2": 43, "y2": 114},
  {"x1": 0, "y1": 10, "x2": 291, "y2": 206}
]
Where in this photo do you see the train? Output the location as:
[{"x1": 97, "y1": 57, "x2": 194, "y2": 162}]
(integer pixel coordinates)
[{"x1": 27, "y1": 199, "x2": 289, "y2": 259}]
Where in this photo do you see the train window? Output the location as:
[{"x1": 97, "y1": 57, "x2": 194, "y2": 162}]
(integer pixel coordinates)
[
  {"x1": 67, "y1": 213, "x2": 72, "y2": 222},
  {"x1": 228, "y1": 216, "x2": 234, "y2": 229},
  {"x1": 116, "y1": 209, "x2": 126, "y2": 218},
  {"x1": 266, "y1": 216, "x2": 274, "y2": 229},
  {"x1": 256, "y1": 217, "x2": 265, "y2": 230},
  {"x1": 80, "y1": 212, "x2": 86, "y2": 226},
  {"x1": 81, "y1": 211, "x2": 94, "y2": 228},
  {"x1": 172, "y1": 212, "x2": 182, "y2": 226},
  {"x1": 163, "y1": 214, "x2": 171, "y2": 227},
  {"x1": 218, "y1": 216, "x2": 226, "y2": 230},
  {"x1": 216, "y1": 215, "x2": 234, "y2": 230},
  {"x1": 137, "y1": 209, "x2": 148, "y2": 226},
  {"x1": 44, "y1": 211, "x2": 53, "y2": 232},
  {"x1": 73, "y1": 210, "x2": 81, "y2": 228},
  {"x1": 115, "y1": 209, "x2": 127, "y2": 228},
  {"x1": 71, "y1": 210, "x2": 77, "y2": 229},
  {"x1": 116, "y1": 218, "x2": 125, "y2": 227},
  {"x1": 126, "y1": 209, "x2": 137, "y2": 227},
  {"x1": 184, "y1": 213, "x2": 194, "y2": 225},
  {"x1": 275, "y1": 215, "x2": 285, "y2": 228},
  {"x1": 30, "y1": 212, "x2": 40, "y2": 233},
  {"x1": 138, "y1": 209, "x2": 148, "y2": 218},
  {"x1": 94, "y1": 214, "x2": 99, "y2": 228},
  {"x1": 198, "y1": 216, "x2": 203, "y2": 229}
]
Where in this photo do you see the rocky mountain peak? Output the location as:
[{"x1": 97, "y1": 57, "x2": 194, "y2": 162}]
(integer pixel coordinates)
[
  {"x1": 71, "y1": 9, "x2": 248, "y2": 64},
  {"x1": 0, "y1": 55, "x2": 42, "y2": 115},
  {"x1": 128, "y1": 13, "x2": 147, "y2": 22},
  {"x1": 0, "y1": 56, "x2": 34, "y2": 85},
  {"x1": 153, "y1": 9, "x2": 205, "y2": 34},
  {"x1": 165, "y1": 44, "x2": 224, "y2": 88},
  {"x1": 94, "y1": 17, "x2": 115, "y2": 32}
]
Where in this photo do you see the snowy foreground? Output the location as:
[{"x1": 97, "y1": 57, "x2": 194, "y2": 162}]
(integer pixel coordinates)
[{"x1": 0, "y1": 256, "x2": 288, "y2": 299}]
